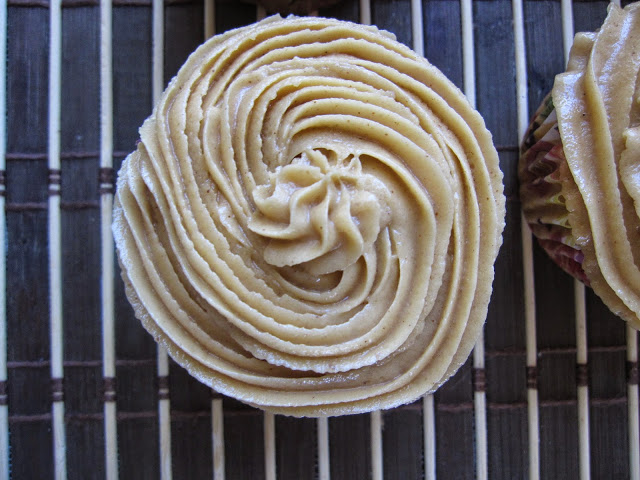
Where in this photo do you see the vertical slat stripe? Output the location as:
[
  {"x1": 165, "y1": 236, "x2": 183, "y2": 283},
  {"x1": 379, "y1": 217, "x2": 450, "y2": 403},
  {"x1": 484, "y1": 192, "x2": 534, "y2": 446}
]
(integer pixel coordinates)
[
  {"x1": 264, "y1": 412, "x2": 276, "y2": 480},
  {"x1": 461, "y1": 1, "x2": 487, "y2": 477},
  {"x1": 561, "y1": 0, "x2": 574, "y2": 66},
  {"x1": 252, "y1": 10, "x2": 274, "y2": 480},
  {"x1": 203, "y1": 7, "x2": 226, "y2": 480},
  {"x1": 357, "y1": 4, "x2": 384, "y2": 478},
  {"x1": 627, "y1": 325, "x2": 639, "y2": 480},
  {"x1": 152, "y1": 0, "x2": 173, "y2": 477},
  {"x1": 204, "y1": 0, "x2": 214, "y2": 39},
  {"x1": 460, "y1": 0, "x2": 475, "y2": 109},
  {"x1": 575, "y1": 281, "x2": 591, "y2": 480},
  {"x1": 410, "y1": 0, "x2": 423, "y2": 57},
  {"x1": 420, "y1": 13, "x2": 436, "y2": 473},
  {"x1": 317, "y1": 417, "x2": 330, "y2": 480},
  {"x1": 618, "y1": 0, "x2": 638, "y2": 472},
  {"x1": 49, "y1": 0, "x2": 67, "y2": 476},
  {"x1": 512, "y1": 0, "x2": 540, "y2": 476},
  {"x1": 100, "y1": 0, "x2": 118, "y2": 476},
  {"x1": 370, "y1": 410, "x2": 383, "y2": 480},
  {"x1": 423, "y1": 394, "x2": 436, "y2": 480},
  {"x1": 359, "y1": 0, "x2": 371, "y2": 26},
  {"x1": 0, "y1": 0, "x2": 8, "y2": 475},
  {"x1": 211, "y1": 396, "x2": 225, "y2": 480}
]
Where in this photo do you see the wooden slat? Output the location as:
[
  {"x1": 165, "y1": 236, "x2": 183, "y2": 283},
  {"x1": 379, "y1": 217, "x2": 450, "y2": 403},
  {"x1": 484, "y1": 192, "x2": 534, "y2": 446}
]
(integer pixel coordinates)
[{"x1": 48, "y1": 0, "x2": 67, "y2": 476}]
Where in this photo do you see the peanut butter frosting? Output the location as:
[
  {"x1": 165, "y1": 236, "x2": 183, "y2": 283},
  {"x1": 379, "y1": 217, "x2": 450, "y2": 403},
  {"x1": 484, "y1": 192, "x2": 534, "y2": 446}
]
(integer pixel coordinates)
[
  {"x1": 543, "y1": 3, "x2": 640, "y2": 327},
  {"x1": 113, "y1": 16, "x2": 505, "y2": 416}
]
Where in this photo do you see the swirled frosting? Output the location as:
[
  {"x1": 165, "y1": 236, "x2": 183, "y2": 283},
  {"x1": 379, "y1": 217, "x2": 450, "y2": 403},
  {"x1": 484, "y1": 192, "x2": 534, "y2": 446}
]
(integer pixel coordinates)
[
  {"x1": 113, "y1": 16, "x2": 505, "y2": 416},
  {"x1": 522, "y1": 3, "x2": 640, "y2": 327}
]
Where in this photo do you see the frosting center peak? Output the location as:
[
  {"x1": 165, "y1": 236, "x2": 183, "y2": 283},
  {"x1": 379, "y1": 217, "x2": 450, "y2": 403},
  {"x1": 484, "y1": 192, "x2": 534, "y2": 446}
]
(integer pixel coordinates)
[{"x1": 248, "y1": 149, "x2": 392, "y2": 274}]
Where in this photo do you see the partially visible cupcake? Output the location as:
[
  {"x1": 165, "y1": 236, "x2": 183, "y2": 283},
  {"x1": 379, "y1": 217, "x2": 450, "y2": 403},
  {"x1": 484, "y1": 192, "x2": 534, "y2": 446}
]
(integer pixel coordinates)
[{"x1": 520, "y1": 2, "x2": 640, "y2": 328}]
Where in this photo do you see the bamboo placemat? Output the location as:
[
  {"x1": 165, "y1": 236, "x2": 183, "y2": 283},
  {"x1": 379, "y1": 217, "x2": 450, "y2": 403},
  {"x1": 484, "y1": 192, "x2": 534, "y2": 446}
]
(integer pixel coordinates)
[{"x1": 3, "y1": 0, "x2": 639, "y2": 478}]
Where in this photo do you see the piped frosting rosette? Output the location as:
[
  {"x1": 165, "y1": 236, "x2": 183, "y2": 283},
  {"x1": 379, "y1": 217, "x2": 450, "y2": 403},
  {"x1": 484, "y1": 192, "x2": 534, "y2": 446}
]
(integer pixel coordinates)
[
  {"x1": 520, "y1": 3, "x2": 640, "y2": 328},
  {"x1": 113, "y1": 16, "x2": 505, "y2": 416}
]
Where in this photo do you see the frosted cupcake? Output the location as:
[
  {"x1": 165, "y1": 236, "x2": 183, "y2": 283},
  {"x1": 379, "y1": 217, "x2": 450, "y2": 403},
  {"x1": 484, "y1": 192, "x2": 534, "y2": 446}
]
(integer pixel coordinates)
[
  {"x1": 520, "y1": 3, "x2": 640, "y2": 328},
  {"x1": 113, "y1": 16, "x2": 505, "y2": 416}
]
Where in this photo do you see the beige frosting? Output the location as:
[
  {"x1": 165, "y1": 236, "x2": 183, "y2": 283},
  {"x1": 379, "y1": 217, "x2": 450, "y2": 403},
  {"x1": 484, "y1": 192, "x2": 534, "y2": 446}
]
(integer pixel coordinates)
[
  {"x1": 553, "y1": 3, "x2": 640, "y2": 327},
  {"x1": 113, "y1": 16, "x2": 505, "y2": 416}
]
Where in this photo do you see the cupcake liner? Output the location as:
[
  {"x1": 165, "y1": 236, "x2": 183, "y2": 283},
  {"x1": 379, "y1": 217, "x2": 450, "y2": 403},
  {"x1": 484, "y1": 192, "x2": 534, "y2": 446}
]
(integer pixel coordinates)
[{"x1": 519, "y1": 93, "x2": 589, "y2": 285}]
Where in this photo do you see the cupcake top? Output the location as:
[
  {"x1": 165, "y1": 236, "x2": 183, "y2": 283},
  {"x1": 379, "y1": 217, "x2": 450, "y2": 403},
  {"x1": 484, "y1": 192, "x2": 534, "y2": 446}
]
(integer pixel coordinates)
[
  {"x1": 552, "y1": 3, "x2": 640, "y2": 326},
  {"x1": 113, "y1": 15, "x2": 505, "y2": 416}
]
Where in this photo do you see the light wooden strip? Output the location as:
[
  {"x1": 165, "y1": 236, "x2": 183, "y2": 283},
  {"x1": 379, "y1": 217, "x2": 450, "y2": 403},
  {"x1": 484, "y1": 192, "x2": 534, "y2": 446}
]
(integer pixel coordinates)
[
  {"x1": 203, "y1": 9, "x2": 225, "y2": 479},
  {"x1": 423, "y1": 394, "x2": 436, "y2": 480},
  {"x1": 211, "y1": 398, "x2": 225, "y2": 480},
  {"x1": 559, "y1": 4, "x2": 591, "y2": 477},
  {"x1": 152, "y1": 0, "x2": 173, "y2": 476},
  {"x1": 158, "y1": 385, "x2": 173, "y2": 480},
  {"x1": 104, "y1": 401, "x2": 118, "y2": 480},
  {"x1": 416, "y1": 7, "x2": 433, "y2": 478},
  {"x1": 619, "y1": 0, "x2": 636, "y2": 473},
  {"x1": 152, "y1": 0, "x2": 164, "y2": 105},
  {"x1": 461, "y1": 1, "x2": 487, "y2": 477},
  {"x1": 100, "y1": 0, "x2": 115, "y2": 385},
  {"x1": 410, "y1": 0, "x2": 423, "y2": 56},
  {"x1": 0, "y1": 0, "x2": 5, "y2": 171},
  {"x1": 264, "y1": 412, "x2": 276, "y2": 480},
  {"x1": 627, "y1": 325, "x2": 639, "y2": 480},
  {"x1": 0, "y1": 0, "x2": 8, "y2": 476},
  {"x1": 254, "y1": 12, "x2": 273, "y2": 480},
  {"x1": 511, "y1": 0, "x2": 540, "y2": 476},
  {"x1": 317, "y1": 417, "x2": 330, "y2": 480},
  {"x1": 575, "y1": 281, "x2": 591, "y2": 480},
  {"x1": 523, "y1": 216, "x2": 541, "y2": 480},
  {"x1": 560, "y1": 0, "x2": 574, "y2": 66},
  {"x1": 204, "y1": 0, "x2": 215, "y2": 39},
  {"x1": 52, "y1": 400, "x2": 66, "y2": 480},
  {"x1": 460, "y1": 0, "x2": 475, "y2": 109},
  {"x1": 49, "y1": 0, "x2": 67, "y2": 476},
  {"x1": 100, "y1": 0, "x2": 118, "y2": 476},
  {"x1": 473, "y1": 333, "x2": 488, "y2": 480},
  {"x1": 359, "y1": 0, "x2": 370, "y2": 25},
  {"x1": 101, "y1": 193, "x2": 118, "y2": 480},
  {"x1": 359, "y1": 3, "x2": 383, "y2": 479},
  {"x1": 370, "y1": 410, "x2": 383, "y2": 480}
]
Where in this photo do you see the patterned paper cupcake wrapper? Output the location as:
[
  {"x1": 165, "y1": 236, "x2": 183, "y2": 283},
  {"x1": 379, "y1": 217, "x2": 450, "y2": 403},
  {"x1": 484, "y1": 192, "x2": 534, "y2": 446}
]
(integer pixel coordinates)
[{"x1": 519, "y1": 93, "x2": 589, "y2": 285}]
